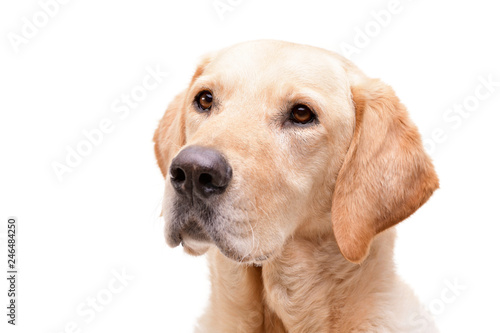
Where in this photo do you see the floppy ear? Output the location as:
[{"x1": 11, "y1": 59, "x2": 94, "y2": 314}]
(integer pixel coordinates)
[
  {"x1": 153, "y1": 91, "x2": 187, "y2": 177},
  {"x1": 332, "y1": 78, "x2": 439, "y2": 263},
  {"x1": 153, "y1": 53, "x2": 214, "y2": 177}
]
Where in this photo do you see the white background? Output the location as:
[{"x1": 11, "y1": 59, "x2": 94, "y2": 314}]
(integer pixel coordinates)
[{"x1": 1, "y1": 0, "x2": 499, "y2": 332}]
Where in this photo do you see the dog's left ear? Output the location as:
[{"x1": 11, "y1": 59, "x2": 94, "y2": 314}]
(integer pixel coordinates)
[{"x1": 332, "y1": 78, "x2": 439, "y2": 263}]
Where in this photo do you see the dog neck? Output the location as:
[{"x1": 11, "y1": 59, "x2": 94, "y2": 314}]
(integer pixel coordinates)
[{"x1": 197, "y1": 229, "x2": 399, "y2": 333}]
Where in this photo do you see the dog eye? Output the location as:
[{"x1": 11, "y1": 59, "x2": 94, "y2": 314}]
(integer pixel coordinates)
[
  {"x1": 195, "y1": 90, "x2": 213, "y2": 111},
  {"x1": 290, "y1": 104, "x2": 315, "y2": 124}
]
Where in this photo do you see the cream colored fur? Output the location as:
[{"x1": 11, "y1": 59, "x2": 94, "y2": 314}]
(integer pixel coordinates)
[{"x1": 154, "y1": 40, "x2": 439, "y2": 332}]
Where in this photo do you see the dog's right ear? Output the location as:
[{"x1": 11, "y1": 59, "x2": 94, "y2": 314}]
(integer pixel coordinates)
[
  {"x1": 153, "y1": 54, "x2": 214, "y2": 177},
  {"x1": 153, "y1": 91, "x2": 187, "y2": 178}
]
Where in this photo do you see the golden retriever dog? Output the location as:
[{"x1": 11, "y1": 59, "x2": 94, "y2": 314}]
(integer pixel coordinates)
[{"x1": 154, "y1": 40, "x2": 439, "y2": 333}]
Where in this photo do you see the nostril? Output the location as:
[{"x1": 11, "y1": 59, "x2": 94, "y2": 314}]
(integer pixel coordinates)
[
  {"x1": 198, "y1": 173, "x2": 212, "y2": 186},
  {"x1": 170, "y1": 146, "x2": 232, "y2": 198},
  {"x1": 171, "y1": 168, "x2": 186, "y2": 182}
]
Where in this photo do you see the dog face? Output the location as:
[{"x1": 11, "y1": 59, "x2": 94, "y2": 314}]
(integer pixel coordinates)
[{"x1": 154, "y1": 40, "x2": 438, "y2": 264}]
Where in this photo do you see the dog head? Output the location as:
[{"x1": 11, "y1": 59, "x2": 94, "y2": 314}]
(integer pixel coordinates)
[{"x1": 154, "y1": 40, "x2": 438, "y2": 264}]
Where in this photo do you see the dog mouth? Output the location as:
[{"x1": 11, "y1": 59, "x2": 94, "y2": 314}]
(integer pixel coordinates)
[
  {"x1": 167, "y1": 218, "x2": 211, "y2": 248},
  {"x1": 179, "y1": 232, "x2": 212, "y2": 256},
  {"x1": 166, "y1": 215, "x2": 274, "y2": 264}
]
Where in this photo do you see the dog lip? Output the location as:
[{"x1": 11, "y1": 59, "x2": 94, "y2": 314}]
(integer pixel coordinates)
[
  {"x1": 165, "y1": 231, "x2": 182, "y2": 248},
  {"x1": 179, "y1": 232, "x2": 212, "y2": 256},
  {"x1": 166, "y1": 215, "x2": 211, "y2": 248}
]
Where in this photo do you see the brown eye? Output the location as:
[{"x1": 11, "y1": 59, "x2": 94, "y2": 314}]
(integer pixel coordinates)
[
  {"x1": 290, "y1": 104, "x2": 315, "y2": 124},
  {"x1": 196, "y1": 90, "x2": 213, "y2": 111}
]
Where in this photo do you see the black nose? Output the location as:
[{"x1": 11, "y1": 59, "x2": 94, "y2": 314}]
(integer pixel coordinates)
[{"x1": 169, "y1": 146, "x2": 232, "y2": 199}]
